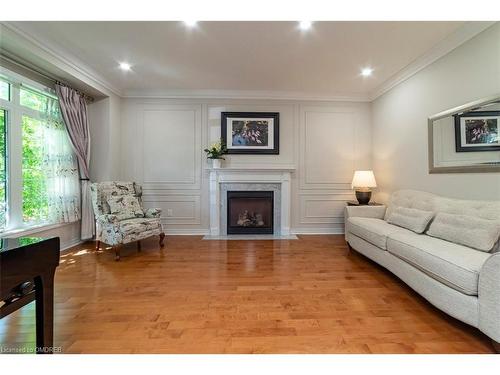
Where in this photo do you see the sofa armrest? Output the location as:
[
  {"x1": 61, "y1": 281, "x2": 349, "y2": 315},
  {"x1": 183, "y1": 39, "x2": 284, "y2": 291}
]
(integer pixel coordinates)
[
  {"x1": 479, "y1": 252, "x2": 500, "y2": 342},
  {"x1": 344, "y1": 205, "x2": 386, "y2": 242},
  {"x1": 145, "y1": 208, "x2": 162, "y2": 218}
]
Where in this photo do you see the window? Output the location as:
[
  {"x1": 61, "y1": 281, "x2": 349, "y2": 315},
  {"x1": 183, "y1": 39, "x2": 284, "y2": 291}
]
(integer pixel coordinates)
[
  {"x1": 0, "y1": 109, "x2": 6, "y2": 229},
  {"x1": 0, "y1": 79, "x2": 10, "y2": 101},
  {"x1": 0, "y1": 69, "x2": 80, "y2": 232}
]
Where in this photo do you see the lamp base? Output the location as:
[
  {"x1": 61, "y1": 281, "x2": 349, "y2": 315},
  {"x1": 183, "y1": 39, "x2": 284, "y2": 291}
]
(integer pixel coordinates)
[{"x1": 355, "y1": 190, "x2": 372, "y2": 205}]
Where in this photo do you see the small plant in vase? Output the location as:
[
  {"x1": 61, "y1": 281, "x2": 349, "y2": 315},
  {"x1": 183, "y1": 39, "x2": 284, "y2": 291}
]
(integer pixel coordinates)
[{"x1": 204, "y1": 140, "x2": 227, "y2": 169}]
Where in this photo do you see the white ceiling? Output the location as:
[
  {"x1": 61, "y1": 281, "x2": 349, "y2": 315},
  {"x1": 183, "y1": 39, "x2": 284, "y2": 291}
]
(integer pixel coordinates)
[{"x1": 0, "y1": 21, "x2": 488, "y2": 99}]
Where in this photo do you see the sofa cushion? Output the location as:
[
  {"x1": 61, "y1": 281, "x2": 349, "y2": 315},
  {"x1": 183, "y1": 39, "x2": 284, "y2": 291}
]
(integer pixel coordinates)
[
  {"x1": 386, "y1": 207, "x2": 434, "y2": 234},
  {"x1": 347, "y1": 217, "x2": 413, "y2": 250},
  {"x1": 426, "y1": 212, "x2": 500, "y2": 252},
  {"x1": 387, "y1": 232, "x2": 491, "y2": 295}
]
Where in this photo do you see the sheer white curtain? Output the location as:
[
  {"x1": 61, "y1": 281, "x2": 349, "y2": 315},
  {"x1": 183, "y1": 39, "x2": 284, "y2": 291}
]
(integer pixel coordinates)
[{"x1": 42, "y1": 96, "x2": 80, "y2": 223}]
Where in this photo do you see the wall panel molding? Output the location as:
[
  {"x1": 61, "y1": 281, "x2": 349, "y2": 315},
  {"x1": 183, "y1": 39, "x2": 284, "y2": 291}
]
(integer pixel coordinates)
[
  {"x1": 298, "y1": 194, "x2": 350, "y2": 225},
  {"x1": 143, "y1": 195, "x2": 201, "y2": 225},
  {"x1": 135, "y1": 103, "x2": 202, "y2": 190},
  {"x1": 299, "y1": 106, "x2": 357, "y2": 190}
]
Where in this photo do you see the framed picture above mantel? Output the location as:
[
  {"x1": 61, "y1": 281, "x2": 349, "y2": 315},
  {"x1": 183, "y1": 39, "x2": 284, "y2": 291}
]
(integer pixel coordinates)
[{"x1": 221, "y1": 112, "x2": 280, "y2": 154}]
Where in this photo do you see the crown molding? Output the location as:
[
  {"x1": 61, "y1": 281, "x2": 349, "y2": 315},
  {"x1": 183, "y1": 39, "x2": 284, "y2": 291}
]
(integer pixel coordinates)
[
  {"x1": 369, "y1": 21, "x2": 496, "y2": 101},
  {"x1": 122, "y1": 88, "x2": 371, "y2": 102},
  {"x1": 1, "y1": 22, "x2": 123, "y2": 97}
]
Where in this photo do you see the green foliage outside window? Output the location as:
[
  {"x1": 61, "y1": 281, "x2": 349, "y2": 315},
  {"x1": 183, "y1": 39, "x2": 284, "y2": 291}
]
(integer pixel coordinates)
[
  {"x1": 22, "y1": 115, "x2": 50, "y2": 223},
  {"x1": 20, "y1": 86, "x2": 54, "y2": 113},
  {"x1": 0, "y1": 110, "x2": 6, "y2": 229}
]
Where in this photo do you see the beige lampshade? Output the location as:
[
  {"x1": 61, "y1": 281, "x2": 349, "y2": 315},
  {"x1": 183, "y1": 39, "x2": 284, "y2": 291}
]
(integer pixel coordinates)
[{"x1": 351, "y1": 170, "x2": 377, "y2": 189}]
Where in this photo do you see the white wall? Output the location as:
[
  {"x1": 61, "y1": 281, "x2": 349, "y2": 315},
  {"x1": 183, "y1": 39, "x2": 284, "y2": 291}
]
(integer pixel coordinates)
[
  {"x1": 28, "y1": 222, "x2": 81, "y2": 251},
  {"x1": 88, "y1": 93, "x2": 122, "y2": 181},
  {"x1": 120, "y1": 98, "x2": 371, "y2": 234},
  {"x1": 372, "y1": 23, "x2": 500, "y2": 202}
]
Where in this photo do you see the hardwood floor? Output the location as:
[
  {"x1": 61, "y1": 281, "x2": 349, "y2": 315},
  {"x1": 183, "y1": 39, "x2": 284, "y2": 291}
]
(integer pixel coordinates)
[{"x1": 0, "y1": 235, "x2": 495, "y2": 353}]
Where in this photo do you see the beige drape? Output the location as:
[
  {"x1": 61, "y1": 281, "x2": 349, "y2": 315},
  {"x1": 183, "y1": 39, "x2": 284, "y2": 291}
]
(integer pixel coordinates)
[{"x1": 55, "y1": 84, "x2": 94, "y2": 240}]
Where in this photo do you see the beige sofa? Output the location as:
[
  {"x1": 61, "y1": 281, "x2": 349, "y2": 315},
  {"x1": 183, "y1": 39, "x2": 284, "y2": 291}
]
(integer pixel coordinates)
[{"x1": 344, "y1": 190, "x2": 500, "y2": 350}]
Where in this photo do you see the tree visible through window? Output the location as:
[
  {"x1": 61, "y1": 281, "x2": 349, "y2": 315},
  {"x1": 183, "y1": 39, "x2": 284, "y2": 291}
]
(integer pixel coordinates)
[
  {"x1": 0, "y1": 109, "x2": 6, "y2": 229},
  {"x1": 22, "y1": 115, "x2": 49, "y2": 223}
]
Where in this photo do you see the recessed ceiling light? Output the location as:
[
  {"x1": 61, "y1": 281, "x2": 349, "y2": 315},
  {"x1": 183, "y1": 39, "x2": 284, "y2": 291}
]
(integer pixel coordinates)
[
  {"x1": 361, "y1": 67, "x2": 373, "y2": 77},
  {"x1": 119, "y1": 62, "x2": 131, "y2": 71},
  {"x1": 298, "y1": 21, "x2": 312, "y2": 31},
  {"x1": 184, "y1": 20, "x2": 198, "y2": 27}
]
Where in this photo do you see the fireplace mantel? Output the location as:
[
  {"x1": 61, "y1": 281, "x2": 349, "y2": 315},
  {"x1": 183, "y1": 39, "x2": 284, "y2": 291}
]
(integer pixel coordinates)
[{"x1": 208, "y1": 166, "x2": 295, "y2": 237}]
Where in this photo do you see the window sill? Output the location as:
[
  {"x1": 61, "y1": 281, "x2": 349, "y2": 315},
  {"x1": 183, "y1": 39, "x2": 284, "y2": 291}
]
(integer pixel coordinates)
[{"x1": 0, "y1": 221, "x2": 79, "y2": 238}]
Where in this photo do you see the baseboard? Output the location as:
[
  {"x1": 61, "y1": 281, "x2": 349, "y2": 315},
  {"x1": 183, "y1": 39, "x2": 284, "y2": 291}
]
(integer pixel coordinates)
[
  {"x1": 291, "y1": 228, "x2": 345, "y2": 235},
  {"x1": 164, "y1": 229, "x2": 210, "y2": 235},
  {"x1": 163, "y1": 228, "x2": 344, "y2": 236},
  {"x1": 60, "y1": 238, "x2": 85, "y2": 252},
  {"x1": 148, "y1": 228, "x2": 345, "y2": 236}
]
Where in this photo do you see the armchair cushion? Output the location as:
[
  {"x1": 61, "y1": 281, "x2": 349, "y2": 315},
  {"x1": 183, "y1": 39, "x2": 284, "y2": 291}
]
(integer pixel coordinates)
[
  {"x1": 107, "y1": 195, "x2": 144, "y2": 221},
  {"x1": 119, "y1": 218, "x2": 162, "y2": 243}
]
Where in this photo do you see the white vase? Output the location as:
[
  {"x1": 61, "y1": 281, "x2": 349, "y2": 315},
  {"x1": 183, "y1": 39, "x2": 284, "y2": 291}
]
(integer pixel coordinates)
[{"x1": 212, "y1": 159, "x2": 222, "y2": 169}]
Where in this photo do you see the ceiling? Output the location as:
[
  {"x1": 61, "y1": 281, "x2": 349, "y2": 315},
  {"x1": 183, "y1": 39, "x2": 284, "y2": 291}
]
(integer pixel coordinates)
[{"x1": 0, "y1": 21, "x2": 482, "y2": 99}]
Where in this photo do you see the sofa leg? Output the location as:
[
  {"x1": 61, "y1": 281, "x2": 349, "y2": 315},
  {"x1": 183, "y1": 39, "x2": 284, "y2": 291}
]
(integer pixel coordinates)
[
  {"x1": 114, "y1": 245, "x2": 121, "y2": 261},
  {"x1": 347, "y1": 242, "x2": 353, "y2": 253},
  {"x1": 137, "y1": 241, "x2": 141, "y2": 252},
  {"x1": 95, "y1": 240, "x2": 100, "y2": 252},
  {"x1": 492, "y1": 340, "x2": 500, "y2": 353},
  {"x1": 159, "y1": 232, "x2": 165, "y2": 248}
]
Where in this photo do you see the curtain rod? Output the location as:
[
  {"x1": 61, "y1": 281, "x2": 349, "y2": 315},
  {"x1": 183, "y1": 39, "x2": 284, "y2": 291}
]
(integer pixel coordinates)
[{"x1": 0, "y1": 52, "x2": 95, "y2": 102}]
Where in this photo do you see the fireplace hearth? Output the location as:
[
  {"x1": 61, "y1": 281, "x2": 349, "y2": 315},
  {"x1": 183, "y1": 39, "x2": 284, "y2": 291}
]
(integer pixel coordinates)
[{"x1": 227, "y1": 191, "x2": 274, "y2": 234}]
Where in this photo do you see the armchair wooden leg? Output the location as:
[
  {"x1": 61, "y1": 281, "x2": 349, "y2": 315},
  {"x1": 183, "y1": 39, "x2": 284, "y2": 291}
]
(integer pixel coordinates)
[
  {"x1": 137, "y1": 241, "x2": 141, "y2": 252},
  {"x1": 114, "y1": 245, "x2": 121, "y2": 261},
  {"x1": 159, "y1": 232, "x2": 165, "y2": 248},
  {"x1": 95, "y1": 240, "x2": 100, "y2": 252}
]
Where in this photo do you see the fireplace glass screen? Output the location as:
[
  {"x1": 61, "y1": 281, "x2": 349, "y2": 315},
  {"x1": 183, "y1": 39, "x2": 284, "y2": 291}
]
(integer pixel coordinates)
[{"x1": 227, "y1": 191, "x2": 274, "y2": 234}]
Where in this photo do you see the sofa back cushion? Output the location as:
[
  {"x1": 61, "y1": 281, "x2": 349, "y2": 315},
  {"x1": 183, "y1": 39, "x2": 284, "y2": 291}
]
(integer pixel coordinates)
[
  {"x1": 426, "y1": 212, "x2": 500, "y2": 252},
  {"x1": 386, "y1": 207, "x2": 434, "y2": 234},
  {"x1": 384, "y1": 190, "x2": 436, "y2": 221}
]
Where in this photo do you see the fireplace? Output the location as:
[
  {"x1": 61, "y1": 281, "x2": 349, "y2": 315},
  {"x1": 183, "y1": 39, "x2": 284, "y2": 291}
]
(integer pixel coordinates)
[{"x1": 227, "y1": 191, "x2": 274, "y2": 235}]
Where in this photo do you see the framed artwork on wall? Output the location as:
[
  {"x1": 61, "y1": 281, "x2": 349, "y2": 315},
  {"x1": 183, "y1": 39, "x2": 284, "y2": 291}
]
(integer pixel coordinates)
[
  {"x1": 454, "y1": 111, "x2": 500, "y2": 152},
  {"x1": 221, "y1": 112, "x2": 279, "y2": 154}
]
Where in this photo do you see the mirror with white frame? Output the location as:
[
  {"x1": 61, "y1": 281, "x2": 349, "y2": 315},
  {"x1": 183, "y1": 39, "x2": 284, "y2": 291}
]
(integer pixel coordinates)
[{"x1": 428, "y1": 94, "x2": 500, "y2": 173}]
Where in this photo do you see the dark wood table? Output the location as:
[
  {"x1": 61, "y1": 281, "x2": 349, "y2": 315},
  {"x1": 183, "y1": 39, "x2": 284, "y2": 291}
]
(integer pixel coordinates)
[{"x1": 0, "y1": 237, "x2": 60, "y2": 354}]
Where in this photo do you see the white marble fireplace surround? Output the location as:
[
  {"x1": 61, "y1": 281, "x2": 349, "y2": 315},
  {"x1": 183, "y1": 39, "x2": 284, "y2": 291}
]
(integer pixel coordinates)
[{"x1": 207, "y1": 167, "x2": 296, "y2": 239}]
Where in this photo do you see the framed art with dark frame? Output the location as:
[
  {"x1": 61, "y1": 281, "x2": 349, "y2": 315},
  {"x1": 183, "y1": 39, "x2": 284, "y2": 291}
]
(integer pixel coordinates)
[
  {"x1": 221, "y1": 112, "x2": 280, "y2": 154},
  {"x1": 454, "y1": 111, "x2": 500, "y2": 152}
]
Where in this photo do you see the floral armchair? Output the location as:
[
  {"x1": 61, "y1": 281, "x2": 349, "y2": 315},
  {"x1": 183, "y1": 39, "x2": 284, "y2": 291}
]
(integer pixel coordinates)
[{"x1": 90, "y1": 181, "x2": 165, "y2": 260}]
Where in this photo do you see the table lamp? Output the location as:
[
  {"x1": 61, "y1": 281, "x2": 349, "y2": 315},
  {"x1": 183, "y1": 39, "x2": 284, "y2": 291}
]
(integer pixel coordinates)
[{"x1": 351, "y1": 170, "x2": 377, "y2": 205}]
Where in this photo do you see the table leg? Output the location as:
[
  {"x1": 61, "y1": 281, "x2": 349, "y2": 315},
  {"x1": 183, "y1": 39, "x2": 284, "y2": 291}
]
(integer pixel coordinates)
[{"x1": 34, "y1": 271, "x2": 55, "y2": 354}]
